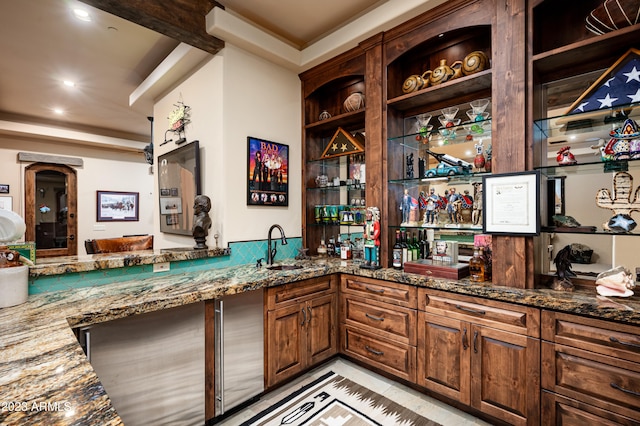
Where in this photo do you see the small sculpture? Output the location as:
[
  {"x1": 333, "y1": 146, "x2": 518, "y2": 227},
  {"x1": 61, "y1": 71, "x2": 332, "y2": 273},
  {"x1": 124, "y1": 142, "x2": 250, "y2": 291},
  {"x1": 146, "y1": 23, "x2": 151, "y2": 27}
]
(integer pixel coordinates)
[
  {"x1": 473, "y1": 140, "x2": 486, "y2": 170},
  {"x1": 552, "y1": 214, "x2": 582, "y2": 228},
  {"x1": 401, "y1": 189, "x2": 412, "y2": 225},
  {"x1": 472, "y1": 182, "x2": 483, "y2": 226},
  {"x1": 422, "y1": 188, "x2": 441, "y2": 226},
  {"x1": 552, "y1": 245, "x2": 575, "y2": 292},
  {"x1": 595, "y1": 266, "x2": 635, "y2": 297},
  {"x1": 595, "y1": 172, "x2": 640, "y2": 232},
  {"x1": 556, "y1": 146, "x2": 577, "y2": 165},
  {"x1": 361, "y1": 206, "x2": 381, "y2": 270},
  {"x1": 406, "y1": 153, "x2": 414, "y2": 179},
  {"x1": 192, "y1": 195, "x2": 212, "y2": 249},
  {"x1": 446, "y1": 188, "x2": 462, "y2": 224}
]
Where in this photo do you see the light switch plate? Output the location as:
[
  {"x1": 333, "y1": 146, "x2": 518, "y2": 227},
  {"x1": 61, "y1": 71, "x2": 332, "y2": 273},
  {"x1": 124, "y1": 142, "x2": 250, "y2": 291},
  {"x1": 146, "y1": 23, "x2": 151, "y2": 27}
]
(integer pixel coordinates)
[{"x1": 93, "y1": 224, "x2": 106, "y2": 231}]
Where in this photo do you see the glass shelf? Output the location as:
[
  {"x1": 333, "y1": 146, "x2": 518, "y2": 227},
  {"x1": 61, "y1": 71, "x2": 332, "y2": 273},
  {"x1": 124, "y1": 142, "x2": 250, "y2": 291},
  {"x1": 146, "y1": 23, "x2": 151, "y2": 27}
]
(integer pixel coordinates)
[
  {"x1": 388, "y1": 117, "x2": 492, "y2": 147},
  {"x1": 306, "y1": 183, "x2": 366, "y2": 192},
  {"x1": 388, "y1": 172, "x2": 488, "y2": 185},
  {"x1": 535, "y1": 158, "x2": 640, "y2": 177},
  {"x1": 541, "y1": 226, "x2": 640, "y2": 236}
]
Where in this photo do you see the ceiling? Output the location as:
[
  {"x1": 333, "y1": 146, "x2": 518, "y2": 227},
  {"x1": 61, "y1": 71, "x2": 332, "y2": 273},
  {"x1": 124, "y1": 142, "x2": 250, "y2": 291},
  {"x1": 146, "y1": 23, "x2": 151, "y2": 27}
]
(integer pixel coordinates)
[{"x1": 0, "y1": 0, "x2": 386, "y2": 145}]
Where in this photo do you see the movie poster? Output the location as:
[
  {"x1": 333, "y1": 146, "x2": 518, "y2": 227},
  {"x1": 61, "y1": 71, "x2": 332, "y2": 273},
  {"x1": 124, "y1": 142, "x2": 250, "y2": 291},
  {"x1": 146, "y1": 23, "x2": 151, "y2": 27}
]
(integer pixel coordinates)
[{"x1": 247, "y1": 136, "x2": 289, "y2": 206}]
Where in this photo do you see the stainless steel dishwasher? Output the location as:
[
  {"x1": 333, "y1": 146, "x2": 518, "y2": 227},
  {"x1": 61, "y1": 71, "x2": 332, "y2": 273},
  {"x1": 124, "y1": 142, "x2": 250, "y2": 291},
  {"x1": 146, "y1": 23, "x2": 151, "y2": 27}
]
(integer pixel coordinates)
[{"x1": 214, "y1": 289, "x2": 264, "y2": 416}]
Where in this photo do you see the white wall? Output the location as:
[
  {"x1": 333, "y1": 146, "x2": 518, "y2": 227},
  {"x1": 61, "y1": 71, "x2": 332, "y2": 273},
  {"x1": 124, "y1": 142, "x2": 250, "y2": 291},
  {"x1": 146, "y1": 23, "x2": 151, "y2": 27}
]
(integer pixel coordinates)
[
  {"x1": 0, "y1": 136, "x2": 154, "y2": 247},
  {"x1": 153, "y1": 44, "x2": 301, "y2": 249}
]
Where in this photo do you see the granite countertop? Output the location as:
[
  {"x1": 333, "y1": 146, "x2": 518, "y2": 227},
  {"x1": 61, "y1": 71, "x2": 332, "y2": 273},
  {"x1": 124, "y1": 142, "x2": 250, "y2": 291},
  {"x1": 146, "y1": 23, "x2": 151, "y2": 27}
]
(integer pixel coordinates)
[
  {"x1": 2, "y1": 257, "x2": 639, "y2": 425},
  {"x1": 29, "y1": 247, "x2": 231, "y2": 277}
]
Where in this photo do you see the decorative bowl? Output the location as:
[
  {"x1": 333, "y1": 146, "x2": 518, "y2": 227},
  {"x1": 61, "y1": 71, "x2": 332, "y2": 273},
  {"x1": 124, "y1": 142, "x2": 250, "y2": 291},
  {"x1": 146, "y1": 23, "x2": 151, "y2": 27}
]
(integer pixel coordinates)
[
  {"x1": 586, "y1": 0, "x2": 640, "y2": 35},
  {"x1": 343, "y1": 92, "x2": 365, "y2": 112}
]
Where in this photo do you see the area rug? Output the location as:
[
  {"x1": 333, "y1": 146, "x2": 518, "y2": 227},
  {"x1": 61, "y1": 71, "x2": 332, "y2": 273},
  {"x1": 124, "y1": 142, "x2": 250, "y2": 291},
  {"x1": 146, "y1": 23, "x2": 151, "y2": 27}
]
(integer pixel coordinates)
[{"x1": 240, "y1": 371, "x2": 441, "y2": 426}]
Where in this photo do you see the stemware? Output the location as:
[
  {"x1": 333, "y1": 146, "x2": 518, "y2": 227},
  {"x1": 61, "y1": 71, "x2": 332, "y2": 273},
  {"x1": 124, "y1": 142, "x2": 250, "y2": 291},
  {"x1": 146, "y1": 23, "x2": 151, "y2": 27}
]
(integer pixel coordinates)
[{"x1": 470, "y1": 98, "x2": 490, "y2": 115}]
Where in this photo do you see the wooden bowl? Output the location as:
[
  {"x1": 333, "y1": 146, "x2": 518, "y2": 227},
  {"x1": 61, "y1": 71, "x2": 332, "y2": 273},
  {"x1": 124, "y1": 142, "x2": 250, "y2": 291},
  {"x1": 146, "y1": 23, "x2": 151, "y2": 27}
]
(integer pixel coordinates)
[{"x1": 586, "y1": 0, "x2": 640, "y2": 35}]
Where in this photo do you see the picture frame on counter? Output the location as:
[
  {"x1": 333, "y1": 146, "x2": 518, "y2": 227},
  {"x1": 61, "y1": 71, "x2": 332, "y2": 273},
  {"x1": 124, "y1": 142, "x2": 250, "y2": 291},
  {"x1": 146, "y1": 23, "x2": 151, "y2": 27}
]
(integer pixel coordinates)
[
  {"x1": 97, "y1": 191, "x2": 139, "y2": 222},
  {"x1": 482, "y1": 170, "x2": 540, "y2": 236},
  {"x1": 0, "y1": 184, "x2": 9, "y2": 194},
  {"x1": 247, "y1": 136, "x2": 289, "y2": 207}
]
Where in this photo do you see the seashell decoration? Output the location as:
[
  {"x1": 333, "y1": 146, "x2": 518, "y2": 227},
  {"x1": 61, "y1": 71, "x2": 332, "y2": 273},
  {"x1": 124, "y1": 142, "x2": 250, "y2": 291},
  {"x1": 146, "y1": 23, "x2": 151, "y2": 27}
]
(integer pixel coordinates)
[
  {"x1": 462, "y1": 51, "x2": 489, "y2": 76},
  {"x1": 343, "y1": 92, "x2": 365, "y2": 112}
]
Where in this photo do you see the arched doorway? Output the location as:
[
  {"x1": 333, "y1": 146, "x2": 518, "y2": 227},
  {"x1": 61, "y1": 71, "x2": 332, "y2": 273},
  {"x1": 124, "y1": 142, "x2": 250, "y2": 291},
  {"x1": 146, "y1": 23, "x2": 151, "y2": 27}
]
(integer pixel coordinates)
[{"x1": 25, "y1": 163, "x2": 77, "y2": 258}]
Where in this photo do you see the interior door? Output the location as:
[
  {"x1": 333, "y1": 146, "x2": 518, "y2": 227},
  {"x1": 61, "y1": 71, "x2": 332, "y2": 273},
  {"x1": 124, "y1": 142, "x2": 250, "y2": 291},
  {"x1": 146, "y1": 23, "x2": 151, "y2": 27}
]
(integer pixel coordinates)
[{"x1": 25, "y1": 163, "x2": 77, "y2": 257}]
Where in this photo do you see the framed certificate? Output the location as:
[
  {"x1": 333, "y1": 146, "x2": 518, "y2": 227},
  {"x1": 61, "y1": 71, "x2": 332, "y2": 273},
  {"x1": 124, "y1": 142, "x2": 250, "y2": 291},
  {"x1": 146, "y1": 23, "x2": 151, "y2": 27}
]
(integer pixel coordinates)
[{"x1": 482, "y1": 171, "x2": 540, "y2": 235}]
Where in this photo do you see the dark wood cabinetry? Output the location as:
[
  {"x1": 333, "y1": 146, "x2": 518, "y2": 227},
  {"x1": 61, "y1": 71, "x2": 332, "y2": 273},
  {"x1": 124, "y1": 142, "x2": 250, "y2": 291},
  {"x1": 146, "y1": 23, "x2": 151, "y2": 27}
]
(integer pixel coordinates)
[
  {"x1": 265, "y1": 276, "x2": 338, "y2": 387},
  {"x1": 339, "y1": 275, "x2": 417, "y2": 381},
  {"x1": 541, "y1": 310, "x2": 640, "y2": 424},
  {"x1": 418, "y1": 288, "x2": 540, "y2": 425}
]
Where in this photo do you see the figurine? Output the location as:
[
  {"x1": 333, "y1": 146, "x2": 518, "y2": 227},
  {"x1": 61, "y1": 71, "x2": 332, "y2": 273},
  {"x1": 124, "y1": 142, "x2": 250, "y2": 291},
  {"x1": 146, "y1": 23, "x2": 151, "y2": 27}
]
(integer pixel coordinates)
[
  {"x1": 401, "y1": 189, "x2": 412, "y2": 225},
  {"x1": 361, "y1": 206, "x2": 381, "y2": 269},
  {"x1": 406, "y1": 153, "x2": 414, "y2": 179},
  {"x1": 192, "y1": 195, "x2": 212, "y2": 249},
  {"x1": 473, "y1": 140, "x2": 486, "y2": 170},
  {"x1": 556, "y1": 146, "x2": 577, "y2": 165},
  {"x1": 595, "y1": 172, "x2": 640, "y2": 232},
  {"x1": 551, "y1": 245, "x2": 575, "y2": 292},
  {"x1": 422, "y1": 188, "x2": 441, "y2": 225},
  {"x1": 446, "y1": 187, "x2": 462, "y2": 224}
]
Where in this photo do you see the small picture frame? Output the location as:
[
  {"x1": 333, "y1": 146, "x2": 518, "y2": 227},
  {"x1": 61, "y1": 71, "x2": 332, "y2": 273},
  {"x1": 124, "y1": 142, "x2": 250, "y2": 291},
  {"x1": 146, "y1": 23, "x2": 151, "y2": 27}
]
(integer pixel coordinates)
[
  {"x1": 97, "y1": 191, "x2": 139, "y2": 222},
  {"x1": 160, "y1": 197, "x2": 182, "y2": 215},
  {"x1": 0, "y1": 184, "x2": 9, "y2": 194},
  {"x1": 482, "y1": 171, "x2": 540, "y2": 235}
]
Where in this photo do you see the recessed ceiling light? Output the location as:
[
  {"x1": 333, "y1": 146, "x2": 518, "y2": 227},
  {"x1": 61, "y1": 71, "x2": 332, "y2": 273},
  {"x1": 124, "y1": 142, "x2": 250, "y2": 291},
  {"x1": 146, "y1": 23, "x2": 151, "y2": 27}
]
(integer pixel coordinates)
[
  {"x1": 53, "y1": 108, "x2": 65, "y2": 115},
  {"x1": 63, "y1": 80, "x2": 75, "y2": 87},
  {"x1": 73, "y1": 9, "x2": 91, "y2": 22}
]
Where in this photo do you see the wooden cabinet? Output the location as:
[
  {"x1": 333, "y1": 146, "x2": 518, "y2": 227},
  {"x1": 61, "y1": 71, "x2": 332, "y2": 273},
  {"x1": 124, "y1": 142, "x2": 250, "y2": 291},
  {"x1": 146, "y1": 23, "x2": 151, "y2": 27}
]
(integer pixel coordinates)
[
  {"x1": 541, "y1": 310, "x2": 640, "y2": 424},
  {"x1": 265, "y1": 276, "x2": 338, "y2": 387},
  {"x1": 340, "y1": 275, "x2": 417, "y2": 381},
  {"x1": 418, "y1": 288, "x2": 540, "y2": 425}
]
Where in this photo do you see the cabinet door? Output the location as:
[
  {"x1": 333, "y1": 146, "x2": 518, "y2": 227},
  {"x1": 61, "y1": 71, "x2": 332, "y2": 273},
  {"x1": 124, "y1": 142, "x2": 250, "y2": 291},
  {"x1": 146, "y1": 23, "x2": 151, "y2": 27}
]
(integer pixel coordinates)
[
  {"x1": 471, "y1": 325, "x2": 539, "y2": 426},
  {"x1": 542, "y1": 390, "x2": 638, "y2": 426},
  {"x1": 307, "y1": 293, "x2": 337, "y2": 366},
  {"x1": 417, "y1": 311, "x2": 470, "y2": 405},
  {"x1": 266, "y1": 303, "x2": 305, "y2": 387}
]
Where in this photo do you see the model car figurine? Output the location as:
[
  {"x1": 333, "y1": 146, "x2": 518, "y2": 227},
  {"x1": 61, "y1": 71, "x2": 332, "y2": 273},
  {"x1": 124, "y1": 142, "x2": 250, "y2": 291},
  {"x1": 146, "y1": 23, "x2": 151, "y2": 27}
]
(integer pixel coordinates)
[{"x1": 424, "y1": 162, "x2": 466, "y2": 177}]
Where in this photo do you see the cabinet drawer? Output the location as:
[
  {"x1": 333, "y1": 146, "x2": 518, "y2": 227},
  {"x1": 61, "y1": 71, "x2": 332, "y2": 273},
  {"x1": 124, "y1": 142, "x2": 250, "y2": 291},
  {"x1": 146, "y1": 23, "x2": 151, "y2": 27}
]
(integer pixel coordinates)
[
  {"x1": 542, "y1": 341, "x2": 640, "y2": 421},
  {"x1": 341, "y1": 325, "x2": 415, "y2": 382},
  {"x1": 419, "y1": 289, "x2": 539, "y2": 337},
  {"x1": 542, "y1": 391, "x2": 639, "y2": 426},
  {"x1": 341, "y1": 275, "x2": 417, "y2": 308},
  {"x1": 267, "y1": 276, "x2": 336, "y2": 310},
  {"x1": 340, "y1": 295, "x2": 416, "y2": 345},
  {"x1": 542, "y1": 310, "x2": 640, "y2": 363}
]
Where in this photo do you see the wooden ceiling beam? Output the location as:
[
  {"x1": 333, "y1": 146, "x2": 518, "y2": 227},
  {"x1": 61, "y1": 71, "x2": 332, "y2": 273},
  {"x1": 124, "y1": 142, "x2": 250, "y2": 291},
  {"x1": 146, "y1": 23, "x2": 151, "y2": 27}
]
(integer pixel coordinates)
[{"x1": 78, "y1": 0, "x2": 225, "y2": 55}]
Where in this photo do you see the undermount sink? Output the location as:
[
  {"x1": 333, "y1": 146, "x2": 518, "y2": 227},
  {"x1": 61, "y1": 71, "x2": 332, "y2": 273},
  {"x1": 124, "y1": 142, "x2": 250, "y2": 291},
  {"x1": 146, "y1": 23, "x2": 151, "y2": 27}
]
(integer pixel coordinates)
[{"x1": 266, "y1": 264, "x2": 303, "y2": 271}]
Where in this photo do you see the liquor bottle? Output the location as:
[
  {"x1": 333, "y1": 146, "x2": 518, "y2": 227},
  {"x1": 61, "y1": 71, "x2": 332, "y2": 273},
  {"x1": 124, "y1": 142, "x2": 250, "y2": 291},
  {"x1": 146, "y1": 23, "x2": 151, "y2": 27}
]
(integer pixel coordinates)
[
  {"x1": 392, "y1": 230, "x2": 403, "y2": 269},
  {"x1": 419, "y1": 230, "x2": 429, "y2": 259},
  {"x1": 411, "y1": 232, "x2": 419, "y2": 261},
  {"x1": 401, "y1": 230, "x2": 409, "y2": 264},
  {"x1": 335, "y1": 234, "x2": 342, "y2": 257},
  {"x1": 327, "y1": 237, "x2": 335, "y2": 256},
  {"x1": 469, "y1": 246, "x2": 485, "y2": 282},
  {"x1": 317, "y1": 239, "x2": 327, "y2": 257},
  {"x1": 481, "y1": 247, "x2": 492, "y2": 281}
]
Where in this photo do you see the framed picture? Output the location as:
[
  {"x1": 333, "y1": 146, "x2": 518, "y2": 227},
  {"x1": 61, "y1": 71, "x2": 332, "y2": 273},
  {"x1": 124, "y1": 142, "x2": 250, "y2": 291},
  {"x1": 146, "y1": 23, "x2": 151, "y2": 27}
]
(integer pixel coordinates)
[
  {"x1": 160, "y1": 197, "x2": 182, "y2": 214},
  {"x1": 482, "y1": 171, "x2": 540, "y2": 236},
  {"x1": 97, "y1": 191, "x2": 139, "y2": 222},
  {"x1": 247, "y1": 136, "x2": 289, "y2": 206},
  {"x1": 0, "y1": 184, "x2": 9, "y2": 194},
  {"x1": 0, "y1": 196, "x2": 12, "y2": 211}
]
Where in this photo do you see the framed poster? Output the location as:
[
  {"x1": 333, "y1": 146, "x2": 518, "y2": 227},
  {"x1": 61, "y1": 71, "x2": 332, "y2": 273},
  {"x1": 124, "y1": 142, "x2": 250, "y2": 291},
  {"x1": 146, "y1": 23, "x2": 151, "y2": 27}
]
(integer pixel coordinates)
[
  {"x1": 247, "y1": 136, "x2": 289, "y2": 206},
  {"x1": 482, "y1": 171, "x2": 540, "y2": 235},
  {"x1": 97, "y1": 191, "x2": 139, "y2": 222}
]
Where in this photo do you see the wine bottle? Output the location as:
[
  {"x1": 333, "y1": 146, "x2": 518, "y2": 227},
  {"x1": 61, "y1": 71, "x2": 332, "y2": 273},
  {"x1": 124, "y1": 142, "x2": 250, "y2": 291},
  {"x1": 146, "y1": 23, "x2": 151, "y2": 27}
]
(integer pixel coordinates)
[
  {"x1": 392, "y1": 230, "x2": 402, "y2": 269},
  {"x1": 411, "y1": 232, "x2": 419, "y2": 261},
  {"x1": 401, "y1": 230, "x2": 409, "y2": 265}
]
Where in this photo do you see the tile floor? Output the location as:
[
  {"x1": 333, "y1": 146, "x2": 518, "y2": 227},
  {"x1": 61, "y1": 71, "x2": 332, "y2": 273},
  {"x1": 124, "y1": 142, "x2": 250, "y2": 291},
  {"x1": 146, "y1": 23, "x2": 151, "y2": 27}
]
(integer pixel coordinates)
[{"x1": 215, "y1": 358, "x2": 493, "y2": 425}]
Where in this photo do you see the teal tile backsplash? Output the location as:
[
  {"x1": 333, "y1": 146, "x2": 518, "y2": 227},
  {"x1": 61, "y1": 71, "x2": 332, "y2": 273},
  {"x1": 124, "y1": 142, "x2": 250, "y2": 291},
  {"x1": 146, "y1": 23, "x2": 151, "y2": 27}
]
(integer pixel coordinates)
[{"x1": 29, "y1": 237, "x2": 302, "y2": 295}]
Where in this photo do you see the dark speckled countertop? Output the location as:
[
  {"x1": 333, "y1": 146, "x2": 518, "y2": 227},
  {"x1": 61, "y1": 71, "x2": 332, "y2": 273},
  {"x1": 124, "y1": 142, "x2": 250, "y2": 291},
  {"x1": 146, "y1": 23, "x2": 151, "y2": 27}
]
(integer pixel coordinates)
[{"x1": 1, "y1": 256, "x2": 639, "y2": 425}]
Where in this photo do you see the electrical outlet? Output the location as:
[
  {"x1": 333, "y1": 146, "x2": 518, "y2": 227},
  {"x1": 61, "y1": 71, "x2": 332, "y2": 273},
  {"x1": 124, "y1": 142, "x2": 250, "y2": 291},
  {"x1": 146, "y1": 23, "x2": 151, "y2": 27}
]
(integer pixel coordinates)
[{"x1": 153, "y1": 262, "x2": 170, "y2": 273}]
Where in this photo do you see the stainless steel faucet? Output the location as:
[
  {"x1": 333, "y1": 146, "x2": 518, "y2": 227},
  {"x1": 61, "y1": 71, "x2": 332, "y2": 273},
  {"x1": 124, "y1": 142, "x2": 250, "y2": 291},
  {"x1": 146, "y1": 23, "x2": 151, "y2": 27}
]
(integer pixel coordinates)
[{"x1": 267, "y1": 224, "x2": 287, "y2": 265}]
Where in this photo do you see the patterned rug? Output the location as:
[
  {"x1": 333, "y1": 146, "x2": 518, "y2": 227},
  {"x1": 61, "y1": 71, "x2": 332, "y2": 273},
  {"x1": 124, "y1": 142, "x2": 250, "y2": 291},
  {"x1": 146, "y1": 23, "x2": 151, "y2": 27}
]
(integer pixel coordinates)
[{"x1": 240, "y1": 371, "x2": 441, "y2": 426}]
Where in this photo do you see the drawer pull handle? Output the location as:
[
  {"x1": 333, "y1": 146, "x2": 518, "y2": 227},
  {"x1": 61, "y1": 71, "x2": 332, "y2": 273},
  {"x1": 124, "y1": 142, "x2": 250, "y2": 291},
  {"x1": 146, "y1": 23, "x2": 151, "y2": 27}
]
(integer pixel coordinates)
[
  {"x1": 365, "y1": 286, "x2": 385, "y2": 294},
  {"x1": 610, "y1": 336, "x2": 640, "y2": 350},
  {"x1": 307, "y1": 306, "x2": 312, "y2": 326},
  {"x1": 462, "y1": 327, "x2": 468, "y2": 351},
  {"x1": 611, "y1": 382, "x2": 640, "y2": 397},
  {"x1": 473, "y1": 330, "x2": 479, "y2": 354},
  {"x1": 455, "y1": 304, "x2": 486, "y2": 315},
  {"x1": 301, "y1": 307, "x2": 306, "y2": 326},
  {"x1": 365, "y1": 345, "x2": 384, "y2": 356},
  {"x1": 365, "y1": 313, "x2": 384, "y2": 322}
]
